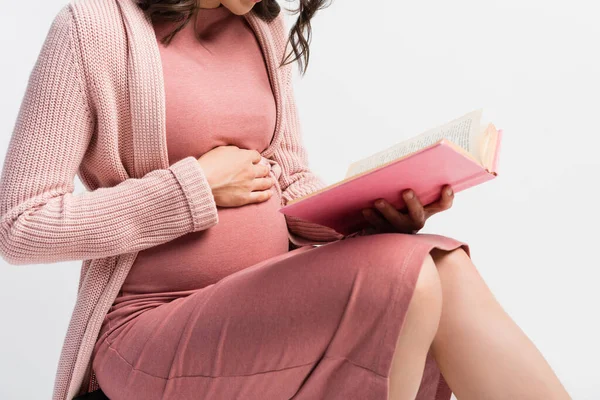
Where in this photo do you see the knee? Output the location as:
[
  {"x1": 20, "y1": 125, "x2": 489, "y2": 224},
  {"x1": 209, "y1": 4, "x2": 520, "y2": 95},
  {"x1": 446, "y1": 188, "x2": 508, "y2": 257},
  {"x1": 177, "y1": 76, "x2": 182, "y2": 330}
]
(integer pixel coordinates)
[
  {"x1": 430, "y1": 247, "x2": 470, "y2": 269},
  {"x1": 410, "y1": 254, "x2": 443, "y2": 319},
  {"x1": 430, "y1": 247, "x2": 477, "y2": 287}
]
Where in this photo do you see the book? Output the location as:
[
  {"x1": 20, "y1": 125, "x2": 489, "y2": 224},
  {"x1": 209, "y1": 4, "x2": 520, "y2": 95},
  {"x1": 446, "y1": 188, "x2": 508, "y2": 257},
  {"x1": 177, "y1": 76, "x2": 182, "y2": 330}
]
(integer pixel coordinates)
[{"x1": 278, "y1": 109, "x2": 503, "y2": 236}]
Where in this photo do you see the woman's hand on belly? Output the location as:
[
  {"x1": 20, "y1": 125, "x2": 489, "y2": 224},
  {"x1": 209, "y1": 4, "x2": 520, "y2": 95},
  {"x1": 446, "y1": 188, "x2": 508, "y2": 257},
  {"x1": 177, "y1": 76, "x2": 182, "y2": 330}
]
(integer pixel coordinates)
[{"x1": 197, "y1": 145, "x2": 276, "y2": 207}]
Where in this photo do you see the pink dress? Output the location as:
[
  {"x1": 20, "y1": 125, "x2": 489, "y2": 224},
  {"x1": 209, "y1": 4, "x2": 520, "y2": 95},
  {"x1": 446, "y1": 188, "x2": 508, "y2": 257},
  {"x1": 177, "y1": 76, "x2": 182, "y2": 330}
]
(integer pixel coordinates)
[{"x1": 90, "y1": 5, "x2": 467, "y2": 399}]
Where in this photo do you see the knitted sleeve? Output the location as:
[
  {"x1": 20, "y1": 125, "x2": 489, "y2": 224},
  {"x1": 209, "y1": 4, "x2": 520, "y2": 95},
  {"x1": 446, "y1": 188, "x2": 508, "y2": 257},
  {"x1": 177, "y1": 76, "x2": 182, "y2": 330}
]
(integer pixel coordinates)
[
  {"x1": 0, "y1": 5, "x2": 218, "y2": 265},
  {"x1": 272, "y1": 68, "x2": 346, "y2": 247}
]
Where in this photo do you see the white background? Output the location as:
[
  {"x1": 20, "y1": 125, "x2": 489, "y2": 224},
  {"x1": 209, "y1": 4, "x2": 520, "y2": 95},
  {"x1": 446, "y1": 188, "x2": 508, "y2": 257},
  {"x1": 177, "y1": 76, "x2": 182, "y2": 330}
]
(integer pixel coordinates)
[{"x1": 1, "y1": 0, "x2": 599, "y2": 398}]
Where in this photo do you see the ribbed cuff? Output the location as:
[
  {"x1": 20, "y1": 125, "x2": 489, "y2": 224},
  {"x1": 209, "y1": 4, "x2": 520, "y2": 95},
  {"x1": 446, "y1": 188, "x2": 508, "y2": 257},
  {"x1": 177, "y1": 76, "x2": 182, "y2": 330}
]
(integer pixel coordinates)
[
  {"x1": 286, "y1": 215, "x2": 344, "y2": 248},
  {"x1": 169, "y1": 156, "x2": 219, "y2": 232}
]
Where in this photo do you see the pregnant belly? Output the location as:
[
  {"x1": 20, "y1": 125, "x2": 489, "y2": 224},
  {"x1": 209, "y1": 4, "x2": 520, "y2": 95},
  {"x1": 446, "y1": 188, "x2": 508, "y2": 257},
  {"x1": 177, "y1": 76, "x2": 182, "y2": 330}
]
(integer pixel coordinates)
[{"x1": 120, "y1": 188, "x2": 290, "y2": 295}]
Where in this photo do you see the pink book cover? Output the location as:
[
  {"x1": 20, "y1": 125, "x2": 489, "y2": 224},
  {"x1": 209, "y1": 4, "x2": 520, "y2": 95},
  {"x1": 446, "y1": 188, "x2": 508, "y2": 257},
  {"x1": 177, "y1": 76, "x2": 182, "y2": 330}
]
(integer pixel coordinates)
[{"x1": 279, "y1": 128, "x2": 503, "y2": 236}]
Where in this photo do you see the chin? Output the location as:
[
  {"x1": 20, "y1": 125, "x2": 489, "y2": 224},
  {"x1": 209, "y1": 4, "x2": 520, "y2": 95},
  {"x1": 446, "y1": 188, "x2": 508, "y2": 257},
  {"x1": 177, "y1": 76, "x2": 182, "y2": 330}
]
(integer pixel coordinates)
[{"x1": 223, "y1": 0, "x2": 256, "y2": 15}]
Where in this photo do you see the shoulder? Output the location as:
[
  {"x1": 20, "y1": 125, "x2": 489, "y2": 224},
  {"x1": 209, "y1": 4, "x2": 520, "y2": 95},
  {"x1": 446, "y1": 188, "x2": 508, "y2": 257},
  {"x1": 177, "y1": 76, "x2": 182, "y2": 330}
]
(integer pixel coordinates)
[
  {"x1": 66, "y1": 0, "x2": 126, "y2": 40},
  {"x1": 68, "y1": 0, "x2": 122, "y2": 19},
  {"x1": 258, "y1": 10, "x2": 294, "y2": 82},
  {"x1": 50, "y1": 0, "x2": 130, "y2": 73},
  {"x1": 45, "y1": 0, "x2": 132, "y2": 56},
  {"x1": 44, "y1": 0, "x2": 132, "y2": 106},
  {"x1": 51, "y1": 0, "x2": 122, "y2": 27},
  {"x1": 267, "y1": 10, "x2": 291, "y2": 53}
]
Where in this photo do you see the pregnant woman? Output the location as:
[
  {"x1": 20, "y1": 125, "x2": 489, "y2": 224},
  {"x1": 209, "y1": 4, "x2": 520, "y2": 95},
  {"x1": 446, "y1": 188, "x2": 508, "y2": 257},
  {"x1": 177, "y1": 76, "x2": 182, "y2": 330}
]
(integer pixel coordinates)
[{"x1": 0, "y1": 0, "x2": 569, "y2": 399}]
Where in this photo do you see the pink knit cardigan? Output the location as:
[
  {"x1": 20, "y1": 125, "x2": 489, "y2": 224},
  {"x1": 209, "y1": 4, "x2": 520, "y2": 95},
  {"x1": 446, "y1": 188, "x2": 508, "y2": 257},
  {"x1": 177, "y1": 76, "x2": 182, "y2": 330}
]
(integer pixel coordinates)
[{"x1": 0, "y1": 0, "x2": 351, "y2": 398}]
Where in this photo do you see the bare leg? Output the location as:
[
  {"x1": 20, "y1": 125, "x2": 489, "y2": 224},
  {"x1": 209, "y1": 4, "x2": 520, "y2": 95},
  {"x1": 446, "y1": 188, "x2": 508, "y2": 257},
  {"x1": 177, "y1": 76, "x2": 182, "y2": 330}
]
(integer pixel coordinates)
[
  {"x1": 430, "y1": 248, "x2": 571, "y2": 400},
  {"x1": 388, "y1": 254, "x2": 443, "y2": 400}
]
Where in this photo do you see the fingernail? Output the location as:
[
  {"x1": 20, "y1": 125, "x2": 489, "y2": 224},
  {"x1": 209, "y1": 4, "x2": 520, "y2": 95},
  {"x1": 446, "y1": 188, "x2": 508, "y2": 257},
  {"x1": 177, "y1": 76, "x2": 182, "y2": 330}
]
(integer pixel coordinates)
[
  {"x1": 446, "y1": 188, "x2": 453, "y2": 196},
  {"x1": 404, "y1": 190, "x2": 414, "y2": 200},
  {"x1": 375, "y1": 200, "x2": 385, "y2": 209}
]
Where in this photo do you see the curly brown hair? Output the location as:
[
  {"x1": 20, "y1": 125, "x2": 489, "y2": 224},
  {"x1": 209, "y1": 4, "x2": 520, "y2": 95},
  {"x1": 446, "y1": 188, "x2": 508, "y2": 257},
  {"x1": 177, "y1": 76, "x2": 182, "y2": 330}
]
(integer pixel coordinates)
[{"x1": 135, "y1": 0, "x2": 332, "y2": 75}]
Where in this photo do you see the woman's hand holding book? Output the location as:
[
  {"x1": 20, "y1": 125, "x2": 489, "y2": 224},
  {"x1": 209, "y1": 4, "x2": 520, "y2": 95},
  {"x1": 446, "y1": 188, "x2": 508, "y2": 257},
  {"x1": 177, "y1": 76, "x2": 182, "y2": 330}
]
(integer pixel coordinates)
[{"x1": 360, "y1": 185, "x2": 454, "y2": 235}]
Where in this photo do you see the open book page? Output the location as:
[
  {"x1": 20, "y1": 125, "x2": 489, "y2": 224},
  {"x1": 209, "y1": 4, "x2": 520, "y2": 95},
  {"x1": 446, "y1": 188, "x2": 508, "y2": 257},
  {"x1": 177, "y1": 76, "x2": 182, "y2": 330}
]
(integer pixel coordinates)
[{"x1": 345, "y1": 109, "x2": 484, "y2": 178}]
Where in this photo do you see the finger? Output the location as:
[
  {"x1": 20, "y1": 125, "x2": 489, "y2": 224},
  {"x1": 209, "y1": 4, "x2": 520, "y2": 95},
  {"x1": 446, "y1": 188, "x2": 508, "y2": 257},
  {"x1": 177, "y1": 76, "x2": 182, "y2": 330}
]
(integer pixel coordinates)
[
  {"x1": 362, "y1": 208, "x2": 390, "y2": 232},
  {"x1": 425, "y1": 185, "x2": 454, "y2": 216},
  {"x1": 252, "y1": 176, "x2": 275, "y2": 191},
  {"x1": 253, "y1": 163, "x2": 270, "y2": 178},
  {"x1": 402, "y1": 190, "x2": 426, "y2": 230},
  {"x1": 373, "y1": 199, "x2": 417, "y2": 233},
  {"x1": 249, "y1": 150, "x2": 262, "y2": 164},
  {"x1": 247, "y1": 189, "x2": 272, "y2": 204}
]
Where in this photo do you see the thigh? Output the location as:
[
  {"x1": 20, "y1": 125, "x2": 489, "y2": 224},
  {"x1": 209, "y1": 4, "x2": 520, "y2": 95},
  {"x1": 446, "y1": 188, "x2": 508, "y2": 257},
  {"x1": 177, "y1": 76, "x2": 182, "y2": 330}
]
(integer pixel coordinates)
[
  {"x1": 107, "y1": 235, "x2": 409, "y2": 369},
  {"x1": 94, "y1": 233, "x2": 465, "y2": 399}
]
